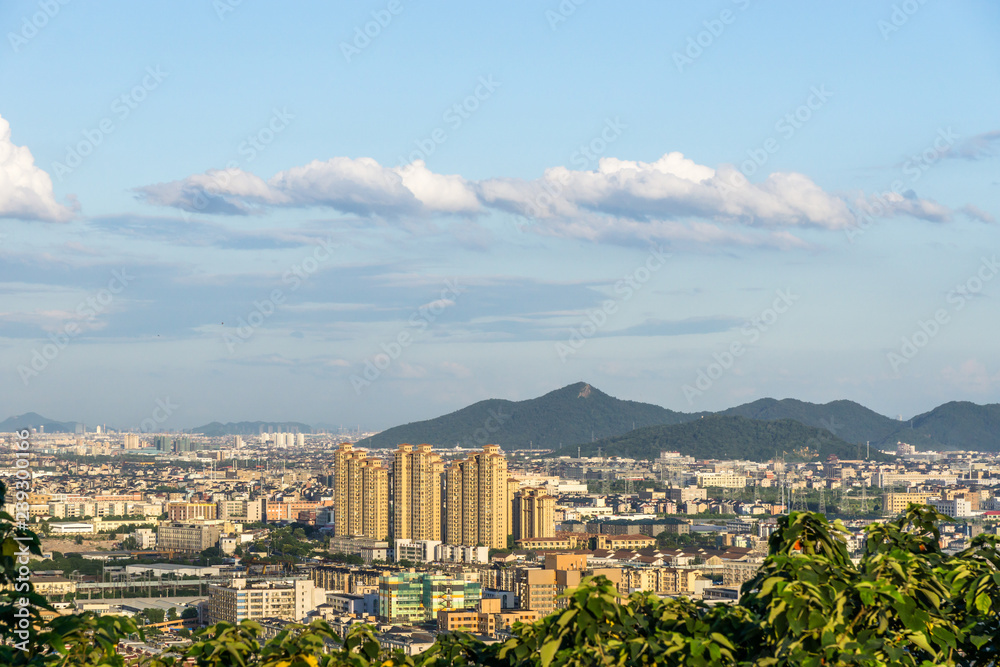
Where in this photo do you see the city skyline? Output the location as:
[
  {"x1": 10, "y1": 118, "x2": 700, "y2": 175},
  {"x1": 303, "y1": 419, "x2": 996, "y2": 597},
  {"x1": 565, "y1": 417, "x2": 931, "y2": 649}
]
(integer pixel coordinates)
[{"x1": 2, "y1": 2, "x2": 999, "y2": 431}]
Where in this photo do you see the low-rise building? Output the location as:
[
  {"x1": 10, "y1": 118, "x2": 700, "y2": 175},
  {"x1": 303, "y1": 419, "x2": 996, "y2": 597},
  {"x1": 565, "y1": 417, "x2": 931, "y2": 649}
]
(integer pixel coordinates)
[
  {"x1": 722, "y1": 561, "x2": 761, "y2": 587},
  {"x1": 30, "y1": 576, "x2": 76, "y2": 597},
  {"x1": 310, "y1": 565, "x2": 384, "y2": 595},
  {"x1": 437, "y1": 598, "x2": 539, "y2": 636},
  {"x1": 167, "y1": 502, "x2": 218, "y2": 522},
  {"x1": 882, "y1": 492, "x2": 935, "y2": 516},
  {"x1": 377, "y1": 629, "x2": 437, "y2": 656},
  {"x1": 208, "y1": 578, "x2": 325, "y2": 623},
  {"x1": 217, "y1": 499, "x2": 265, "y2": 523},
  {"x1": 393, "y1": 539, "x2": 489, "y2": 564},
  {"x1": 48, "y1": 522, "x2": 94, "y2": 534},
  {"x1": 157, "y1": 521, "x2": 223, "y2": 553},
  {"x1": 929, "y1": 497, "x2": 973, "y2": 518},
  {"x1": 595, "y1": 534, "x2": 656, "y2": 551},
  {"x1": 668, "y1": 487, "x2": 708, "y2": 503},
  {"x1": 124, "y1": 563, "x2": 220, "y2": 579},
  {"x1": 696, "y1": 473, "x2": 747, "y2": 489},
  {"x1": 516, "y1": 533, "x2": 590, "y2": 551},
  {"x1": 328, "y1": 536, "x2": 390, "y2": 564},
  {"x1": 132, "y1": 527, "x2": 157, "y2": 549}
]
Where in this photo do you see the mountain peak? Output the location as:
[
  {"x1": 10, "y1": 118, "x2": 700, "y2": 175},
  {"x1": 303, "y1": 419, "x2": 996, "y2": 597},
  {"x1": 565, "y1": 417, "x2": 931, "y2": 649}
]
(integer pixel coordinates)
[{"x1": 358, "y1": 382, "x2": 688, "y2": 449}]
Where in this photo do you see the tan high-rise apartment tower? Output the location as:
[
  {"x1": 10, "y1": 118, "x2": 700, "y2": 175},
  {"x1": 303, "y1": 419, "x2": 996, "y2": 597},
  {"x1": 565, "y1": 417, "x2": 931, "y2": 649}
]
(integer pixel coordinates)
[
  {"x1": 512, "y1": 487, "x2": 555, "y2": 541},
  {"x1": 333, "y1": 443, "x2": 388, "y2": 540},
  {"x1": 445, "y1": 445, "x2": 510, "y2": 549},
  {"x1": 393, "y1": 443, "x2": 444, "y2": 542}
]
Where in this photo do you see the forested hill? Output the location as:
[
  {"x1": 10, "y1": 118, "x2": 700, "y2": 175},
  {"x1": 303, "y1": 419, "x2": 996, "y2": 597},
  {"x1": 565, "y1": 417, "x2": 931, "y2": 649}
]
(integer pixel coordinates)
[
  {"x1": 717, "y1": 398, "x2": 903, "y2": 446},
  {"x1": 357, "y1": 382, "x2": 697, "y2": 449},
  {"x1": 358, "y1": 383, "x2": 1000, "y2": 453},
  {"x1": 874, "y1": 401, "x2": 1000, "y2": 451},
  {"x1": 552, "y1": 415, "x2": 893, "y2": 462}
]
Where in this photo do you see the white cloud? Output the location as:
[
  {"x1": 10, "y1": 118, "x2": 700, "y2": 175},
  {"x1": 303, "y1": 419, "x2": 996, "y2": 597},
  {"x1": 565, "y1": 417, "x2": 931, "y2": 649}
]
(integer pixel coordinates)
[
  {"x1": 138, "y1": 168, "x2": 281, "y2": 214},
  {"x1": 478, "y1": 153, "x2": 856, "y2": 230},
  {"x1": 420, "y1": 298, "x2": 456, "y2": 311},
  {"x1": 134, "y1": 149, "x2": 986, "y2": 246},
  {"x1": 960, "y1": 204, "x2": 995, "y2": 224},
  {"x1": 395, "y1": 160, "x2": 480, "y2": 213},
  {"x1": 852, "y1": 190, "x2": 953, "y2": 224},
  {"x1": 135, "y1": 158, "x2": 479, "y2": 217},
  {"x1": 0, "y1": 114, "x2": 74, "y2": 222}
]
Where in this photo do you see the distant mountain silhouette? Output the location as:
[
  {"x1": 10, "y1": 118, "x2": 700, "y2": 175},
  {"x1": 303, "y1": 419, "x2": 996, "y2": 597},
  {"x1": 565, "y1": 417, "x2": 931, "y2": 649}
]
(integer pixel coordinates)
[
  {"x1": 0, "y1": 412, "x2": 78, "y2": 433},
  {"x1": 357, "y1": 382, "x2": 696, "y2": 449},
  {"x1": 358, "y1": 383, "x2": 1000, "y2": 453}
]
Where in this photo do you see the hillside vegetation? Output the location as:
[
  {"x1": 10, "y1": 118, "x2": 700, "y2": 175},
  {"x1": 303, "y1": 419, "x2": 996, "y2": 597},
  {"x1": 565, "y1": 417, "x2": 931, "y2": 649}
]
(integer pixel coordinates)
[
  {"x1": 553, "y1": 415, "x2": 892, "y2": 462},
  {"x1": 873, "y1": 400, "x2": 1000, "y2": 451},
  {"x1": 718, "y1": 398, "x2": 902, "y2": 445}
]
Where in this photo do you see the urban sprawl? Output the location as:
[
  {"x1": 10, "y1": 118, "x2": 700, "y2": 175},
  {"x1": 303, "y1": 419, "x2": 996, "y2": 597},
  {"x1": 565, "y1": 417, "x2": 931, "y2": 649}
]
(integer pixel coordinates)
[{"x1": 3, "y1": 429, "x2": 999, "y2": 658}]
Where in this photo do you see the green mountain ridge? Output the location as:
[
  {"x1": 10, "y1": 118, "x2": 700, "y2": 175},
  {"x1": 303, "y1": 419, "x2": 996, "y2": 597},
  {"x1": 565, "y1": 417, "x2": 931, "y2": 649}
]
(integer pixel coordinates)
[
  {"x1": 357, "y1": 382, "x2": 695, "y2": 450},
  {"x1": 356, "y1": 383, "x2": 1000, "y2": 454},
  {"x1": 872, "y1": 401, "x2": 1000, "y2": 451},
  {"x1": 717, "y1": 398, "x2": 903, "y2": 445},
  {"x1": 551, "y1": 415, "x2": 893, "y2": 462}
]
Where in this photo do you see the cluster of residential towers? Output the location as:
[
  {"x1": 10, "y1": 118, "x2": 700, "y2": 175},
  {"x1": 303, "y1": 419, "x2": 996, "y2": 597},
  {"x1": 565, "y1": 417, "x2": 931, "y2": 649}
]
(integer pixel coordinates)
[{"x1": 331, "y1": 443, "x2": 553, "y2": 549}]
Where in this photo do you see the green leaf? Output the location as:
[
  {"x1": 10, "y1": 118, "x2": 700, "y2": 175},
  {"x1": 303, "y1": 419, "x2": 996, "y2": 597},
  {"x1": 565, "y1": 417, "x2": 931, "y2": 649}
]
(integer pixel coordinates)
[
  {"x1": 539, "y1": 638, "x2": 560, "y2": 667},
  {"x1": 556, "y1": 609, "x2": 577, "y2": 628},
  {"x1": 49, "y1": 635, "x2": 67, "y2": 655},
  {"x1": 975, "y1": 591, "x2": 991, "y2": 614}
]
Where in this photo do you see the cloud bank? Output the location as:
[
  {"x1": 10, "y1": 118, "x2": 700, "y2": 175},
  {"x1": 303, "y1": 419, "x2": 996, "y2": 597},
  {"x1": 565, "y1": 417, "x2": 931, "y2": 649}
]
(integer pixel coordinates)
[{"x1": 134, "y1": 149, "x2": 983, "y2": 245}]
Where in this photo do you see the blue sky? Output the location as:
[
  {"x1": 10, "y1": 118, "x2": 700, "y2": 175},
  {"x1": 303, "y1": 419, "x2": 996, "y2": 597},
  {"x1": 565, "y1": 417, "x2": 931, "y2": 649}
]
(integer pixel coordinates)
[{"x1": 2, "y1": 1, "x2": 999, "y2": 432}]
